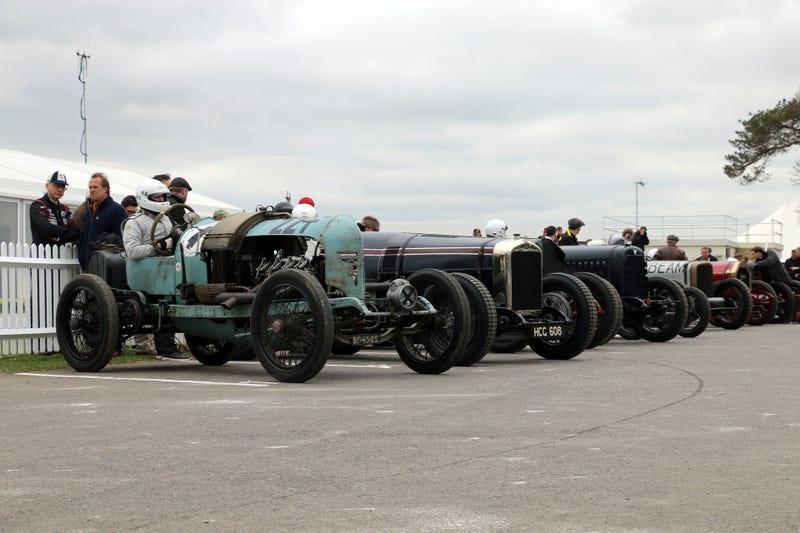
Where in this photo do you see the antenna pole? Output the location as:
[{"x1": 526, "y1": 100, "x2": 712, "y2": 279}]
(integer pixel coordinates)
[{"x1": 77, "y1": 50, "x2": 90, "y2": 163}]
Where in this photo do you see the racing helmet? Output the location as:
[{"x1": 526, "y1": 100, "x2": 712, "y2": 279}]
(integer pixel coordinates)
[
  {"x1": 136, "y1": 180, "x2": 170, "y2": 213},
  {"x1": 274, "y1": 201, "x2": 294, "y2": 214},
  {"x1": 485, "y1": 219, "x2": 508, "y2": 238},
  {"x1": 292, "y1": 203, "x2": 317, "y2": 218},
  {"x1": 607, "y1": 233, "x2": 624, "y2": 245}
]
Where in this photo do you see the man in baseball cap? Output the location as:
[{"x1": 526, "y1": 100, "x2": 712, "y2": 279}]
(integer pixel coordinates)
[{"x1": 30, "y1": 171, "x2": 80, "y2": 246}]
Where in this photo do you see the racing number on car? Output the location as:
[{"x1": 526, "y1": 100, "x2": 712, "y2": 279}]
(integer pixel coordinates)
[{"x1": 268, "y1": 218, "x2": 316, "y2": 235}]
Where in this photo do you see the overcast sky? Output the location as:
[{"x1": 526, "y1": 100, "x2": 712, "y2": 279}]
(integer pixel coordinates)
[{"x1": 1, "y1": 0, "x2": 798, "y2": 238}]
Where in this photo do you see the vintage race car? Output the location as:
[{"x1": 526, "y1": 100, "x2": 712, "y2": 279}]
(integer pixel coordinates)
[
  {"x1": 742, "y1": 261, "x2": 798, "y2": 324},
  {"x1": 361, "y1": 232, "x2": 598, "y2": 364},
  {"x1": 56, "y1": 207, "x2": 471, "y2": 382},
  {"x1": 554, "y1": 245, "x2": 689, "y2": 342},
  {"x1": 645, "y1": 259, "x2": 752, "y2": 333}
]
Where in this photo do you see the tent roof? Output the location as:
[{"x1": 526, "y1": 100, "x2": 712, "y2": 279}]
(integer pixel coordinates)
[
  {"x1": 0, "y1": 148, "x2": 239, "y2": 217},
  {"x1": 758, "y1": 202, "x2": 800, "y2": 259}
]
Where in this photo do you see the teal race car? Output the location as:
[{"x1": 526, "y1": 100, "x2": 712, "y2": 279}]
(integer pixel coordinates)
[{"x1": 56, "y1": 206, "x2": 471, "y2": 382}]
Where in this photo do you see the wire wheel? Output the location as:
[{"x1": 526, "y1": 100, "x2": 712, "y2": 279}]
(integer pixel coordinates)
[
  {"x1": 55, "y1": 274, "x2": 119, "y2": 372},
  {"x1": 709, "y1": 278, "x2": 752, "y2": 330},
  {"x1": 747, "y1": 280, "x2": 778, "y2": 326},
  {"x1": 186, "y1": 335, "x2": 234, "y2": 366},
  {"x1": 251, "y1": 269, "x2": 332, "y2": 382},
  {"x1": 636, "y1": 278, "x2": 688, "y2": 342},
  {"x1": 394, "y1": 269, "x2": 469, "y2": 374}
]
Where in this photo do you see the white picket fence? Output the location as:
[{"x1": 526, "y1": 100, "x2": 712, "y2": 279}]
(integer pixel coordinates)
[{"x1": 0, "y1": 242, "x2": 81, "y2": 355}]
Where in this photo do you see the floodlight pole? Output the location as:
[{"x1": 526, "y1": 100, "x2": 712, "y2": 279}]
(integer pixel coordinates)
[{"x1": 634, "y1": 180, "x2": 645, "y2": 226}]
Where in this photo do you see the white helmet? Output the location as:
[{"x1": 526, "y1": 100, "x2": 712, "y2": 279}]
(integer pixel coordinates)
[
  {"x1": 292, "y1": 203, "x2": 317, "y2": 218},
  {"x1": 485, "y1": 219, "x2": 508, "y2": 238},
  {"x1": 136, "y1": 180, "x2": 170, "y2": 213}
]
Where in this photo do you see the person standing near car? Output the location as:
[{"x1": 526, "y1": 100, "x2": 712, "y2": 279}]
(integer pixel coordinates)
[
  {"x1": 751, "y1": 246, "x2": 792, "y2": 284},
  {"x1": 653, "y1": 234, "x2": 687, "y2": 260},
  {"x1": 784, "y1": 247, "x2": 800, "y2": 281},
  {"x1": 632, "y1": 226, "x2": 649, "y2": 250},
  {"x1": 30, "y1": 171, "x2": 81, "y2": 247},
  {"x1": 695, "y1": 247, "x2": 719, "y2": 261},
  {"x1": 558, "y1": 218, "x2": 584, "y2": 246},
  {"x1": 77, "y1": 172, "x2": 127, "y2": 270},
  {"x1": 122, "y1": 180, "x2": 189, "y2": 360}
]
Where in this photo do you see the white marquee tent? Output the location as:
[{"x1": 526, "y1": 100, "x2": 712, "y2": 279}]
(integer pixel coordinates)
[
  {"x1": 0, "y1": 148, "x2": 240, "y2": 244},
  {"x1": 740, "y1": 202, "x2": 800, "y2": 259}
]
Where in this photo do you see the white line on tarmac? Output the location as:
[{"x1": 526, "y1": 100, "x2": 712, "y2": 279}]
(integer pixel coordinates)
[
  {"x1": 232, "y1": 360, "x2": 395, "y2": 369},
  {"x1": 15, "y1": 373, "x2": 277, "y2": 387}
]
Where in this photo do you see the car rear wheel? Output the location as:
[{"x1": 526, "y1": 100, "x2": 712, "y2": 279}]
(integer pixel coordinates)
[
  {"x1": 251, "y1": 269, "x2": 332, "y2": 383},
  {"x1": 574, "y1": 272, "x2": 623, "y2": 348},
  {"x1": 748, "y1": 280, "x2": 778, "y2": 326},
  {"x1": 679, "y1": 286, "x2": 710, "y2": 338},
  {"x1": 452, "y1": 272, "x2": 497, "y2": 366},
  {"x1": 56, "y1": 274, "x2": 119, "y2": 372},
  {"x1": 394, "y1": 269, "x2": 469, "y2": 374},
  {"x1": 769, "y1": 281, "x2": 796, "y2": 324},
  {"x1": 635, "y1": 278, "x2": 688, "y2": 342},
  {"x1": 529, "y1": 272, "x2": 597, "y2": 360},
  {"x1": 709, "y1": 278, "x2": 752, "y2": 330},
  {"x1": 186, "y1": 335, "x2": 233, "y2": 366}
]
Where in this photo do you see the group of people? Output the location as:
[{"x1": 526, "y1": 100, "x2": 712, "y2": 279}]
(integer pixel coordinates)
[{"x1": 31, "y1": 170, "x2": 198, "y2": 359}]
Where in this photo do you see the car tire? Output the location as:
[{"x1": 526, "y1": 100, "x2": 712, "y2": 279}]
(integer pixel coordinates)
[
  {"x1": 395, "y1": 269, "x2": 469, "y2": 374},
  {"x1": 709, "y1": 278, "x2": 752, "y2": 330},
  {"x1": 56, "y1": 274, "x2": 119, "y2": 372},
  {"x1": 529, "y1": 272, "x2": 597, "y2": 360},
  {"x1": 574, "y1": 272, "x2": 623, "y2": 348},
  {"x1": 251, "y1": 269, "x2": 333, "y2": 383},
  {"x1": 679, "y1": 286, "x2": 710, "y2": 338},
  {"x1": 452, "y1": 272, "x2": 497, "y2": 366},
  {"x1": 186, "y1": 335, "x2": 233, "y2": 366},
  {"x1": 788, "y1": 280, "x2": 800, "y2": 322},
  {"x1": 635, "y1": 278, "x2": 688, "y2": 342},
  {"x1": 748, "y1": 280, "x2": 778, "y2": 326}
]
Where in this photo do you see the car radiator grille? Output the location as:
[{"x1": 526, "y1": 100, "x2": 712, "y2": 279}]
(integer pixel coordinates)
[{"x1": 511, "y1": 249, "x2": 542, "y2": 310}]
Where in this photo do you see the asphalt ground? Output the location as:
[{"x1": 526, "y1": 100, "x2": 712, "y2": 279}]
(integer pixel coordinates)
[{"x1": 1, "y1": 324, "x2": 799, "y2": 532}]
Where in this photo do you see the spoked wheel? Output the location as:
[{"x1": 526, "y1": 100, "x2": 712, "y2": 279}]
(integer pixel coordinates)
[
  {"x1": 574, "y1": 272, "x2": 623, "y2": 348},
  {"x1": 55, "y1": 274, "x2": 119, "y2": 372},
  {"x1": 709, "y1": 278, "x2": 752, "y2": 330},
  {"x1": 679, "y1": 286, "x2": 710, "y2": 338},
  {"x1": 636, "y1": 278, "x2": 688, "y2": 342},
  {"x1": 769, "y1": 281, "x2": 796, "y2": 324},
  {"x1": 451, "y1": 272, "x2": 497, "y2": 366},
  {"x1": 250, "y1": 269, "x2": 332, "y2": 383},
  {"x1": 394, "y1": 269, "x2": 469, "y2": 374},
  {"x1": 529, "y1": 272, "x2": 597, "y2": 360},
  {"x1": 748, "y1": 280, "x2": 778, "y2": 326},
  {"x1": 185, "y1": 335, "x2": 234, "y2": 366}
]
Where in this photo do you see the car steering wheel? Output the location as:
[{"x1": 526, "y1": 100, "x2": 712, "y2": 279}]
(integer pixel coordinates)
[{"x1": 150, "y1": 204, "x2": 196, "y2": 256}]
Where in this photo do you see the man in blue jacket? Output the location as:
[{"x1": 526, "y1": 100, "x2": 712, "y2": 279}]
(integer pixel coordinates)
[{"x1": 77, "y1": 172, "x2": 127, "y2": 270}]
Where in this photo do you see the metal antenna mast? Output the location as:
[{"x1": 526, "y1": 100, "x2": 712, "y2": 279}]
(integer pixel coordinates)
[{"x1": 77, "y1": 49, "x2": 90, "y2": 163}]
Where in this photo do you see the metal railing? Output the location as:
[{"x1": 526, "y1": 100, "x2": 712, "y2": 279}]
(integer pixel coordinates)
[{"x1": 603, "y1": 215, "x2": 783, "y2": 245}]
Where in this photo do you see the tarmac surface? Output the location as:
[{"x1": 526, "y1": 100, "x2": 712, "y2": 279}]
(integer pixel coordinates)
[{"x1": 1, "y1": 324, "x2": 799, "y2": 532}]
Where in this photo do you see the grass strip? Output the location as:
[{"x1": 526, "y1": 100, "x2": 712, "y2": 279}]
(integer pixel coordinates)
[{"x1": 0, "y1": 350, "x2": 156, "y2": 374}]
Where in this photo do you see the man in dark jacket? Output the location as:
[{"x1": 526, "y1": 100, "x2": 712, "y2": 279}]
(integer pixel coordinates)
[
  {"x1": 631, "y1": 226, "x2": 649, "y2": 250},
  {"x1": 30, "y1": 171, "x2": 80, "y2": 246},
  {"x1": 77, "y1": 172, "x2": 128, "y2": 269},
  {"x1": 558, "y1": 218, "x2": 584, "y2": 246},
  {"x1": 784, "y1": 247, "x2": 800, "y2": 281},
  {"x1": 751, "y1": 246, "x2": 792, "y2": 284}
]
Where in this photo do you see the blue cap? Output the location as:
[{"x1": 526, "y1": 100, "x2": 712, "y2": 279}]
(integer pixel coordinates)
[{"x1": 48, "y1": 171, "x2": 69, "y2": 186}]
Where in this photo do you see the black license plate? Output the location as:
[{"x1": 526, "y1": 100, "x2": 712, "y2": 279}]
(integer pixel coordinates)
[{"x1": 531, "y1": 325, "x2": 565, "y2": 339}]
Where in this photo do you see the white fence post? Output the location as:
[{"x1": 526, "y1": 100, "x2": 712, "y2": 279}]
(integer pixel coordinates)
[{"x1": 0, "y1": 242, "x2": 81, "y2": 356}]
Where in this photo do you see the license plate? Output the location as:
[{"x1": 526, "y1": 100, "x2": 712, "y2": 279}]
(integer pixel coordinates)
[
  {"x1": 350, "y1": 334, "x2": 382, "y2": 346},
  {"x1": 531, "y1": 325, "x2": 564, "y2": 338}
]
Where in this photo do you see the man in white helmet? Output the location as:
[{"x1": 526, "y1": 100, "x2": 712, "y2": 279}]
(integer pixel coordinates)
[
  {"x1": 484, "y1": 219, "x2": 508, "y2": 238},
  {"x1": 123, "y1": 180, "x2": 188, "y2": 359},
  {"x1": 123, "y1": 180, "x2": 175, "y2": 259}
]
